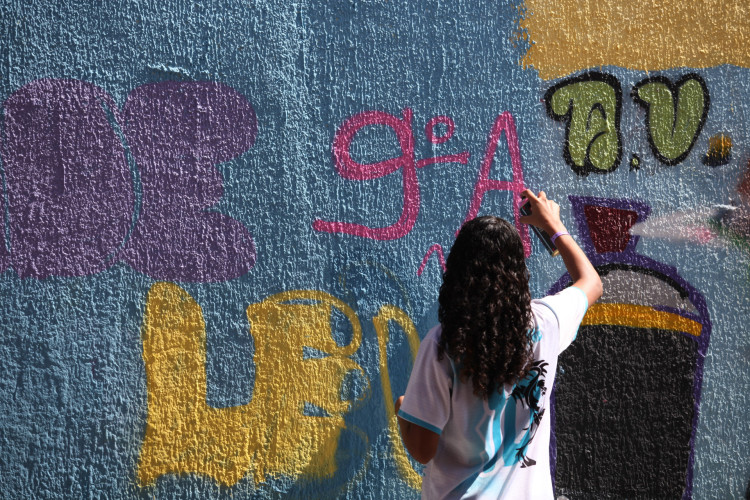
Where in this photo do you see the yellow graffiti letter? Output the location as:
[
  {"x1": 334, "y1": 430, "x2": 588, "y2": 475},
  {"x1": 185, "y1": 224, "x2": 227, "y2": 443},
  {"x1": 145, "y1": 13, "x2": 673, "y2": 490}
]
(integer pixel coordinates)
[
  {"x1": 373, "y1": 304, "x2": 422, "y2": 489},
  {"x1": 138, "y1": 283, "x2": 365, "y2": 487}
]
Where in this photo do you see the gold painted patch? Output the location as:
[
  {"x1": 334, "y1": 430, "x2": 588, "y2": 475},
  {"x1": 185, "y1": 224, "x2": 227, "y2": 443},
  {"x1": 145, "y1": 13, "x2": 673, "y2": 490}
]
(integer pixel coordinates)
[
  {"x1": 518, "y1": 0, "x2": 750, "y2": 80},
  {"x1": 582, "y1": 303, "x2": 702, "y2": 337}
]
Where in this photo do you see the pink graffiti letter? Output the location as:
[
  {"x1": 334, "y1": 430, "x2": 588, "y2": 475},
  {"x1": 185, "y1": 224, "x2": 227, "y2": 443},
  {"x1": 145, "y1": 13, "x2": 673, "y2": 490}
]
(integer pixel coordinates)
[
  {"x1": 417, "y1": 244, "x2": 446, "y2": 276},
  {"x1": 462, "y1": 112, "x2": 530, "y2": 257},
  {"x1": 313, "y1": 109, "x2": 420, "y2": 240}
]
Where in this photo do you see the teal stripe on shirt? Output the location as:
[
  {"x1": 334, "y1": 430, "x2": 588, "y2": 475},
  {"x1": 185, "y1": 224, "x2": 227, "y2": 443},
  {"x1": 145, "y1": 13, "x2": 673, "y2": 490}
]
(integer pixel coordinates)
[{"x1": 398, "y1": 409, "x2": 443, "y2": 435}]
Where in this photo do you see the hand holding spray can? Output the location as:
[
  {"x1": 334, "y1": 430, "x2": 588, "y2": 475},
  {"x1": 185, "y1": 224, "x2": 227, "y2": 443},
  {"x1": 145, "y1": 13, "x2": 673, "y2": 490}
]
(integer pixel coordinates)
[{"x1": 520, "y1": 199, "x2": 560, "y2": 257}]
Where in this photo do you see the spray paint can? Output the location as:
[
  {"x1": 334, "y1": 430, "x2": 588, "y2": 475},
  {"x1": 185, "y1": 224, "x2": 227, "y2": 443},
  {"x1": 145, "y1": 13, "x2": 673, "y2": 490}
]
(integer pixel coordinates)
[{"x1": 520, "y1": 200, "x2": 560, "y2": 256}]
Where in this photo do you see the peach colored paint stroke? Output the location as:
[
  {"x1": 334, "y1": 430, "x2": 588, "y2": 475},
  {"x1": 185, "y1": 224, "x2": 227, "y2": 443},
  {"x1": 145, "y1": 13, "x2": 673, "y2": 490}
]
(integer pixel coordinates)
[{"x1": 417, "y1": 244, "x2": 446, "y2": 276}]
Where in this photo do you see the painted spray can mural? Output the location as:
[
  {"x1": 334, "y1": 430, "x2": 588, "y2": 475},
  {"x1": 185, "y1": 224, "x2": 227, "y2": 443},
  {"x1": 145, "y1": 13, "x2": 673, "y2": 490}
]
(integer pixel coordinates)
[{"x1": 550, "y1": 197, "x2": 711, "y2": 499}]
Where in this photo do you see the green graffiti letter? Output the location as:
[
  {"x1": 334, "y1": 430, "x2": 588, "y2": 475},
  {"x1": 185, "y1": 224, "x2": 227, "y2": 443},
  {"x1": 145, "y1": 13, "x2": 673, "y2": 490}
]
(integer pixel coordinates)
[
  {"x1": 632, "y1": 74, "x2": 709, "y2": 165},
  {"x1": 545, "y1": 72, "x2": 622, "y2": 175}
]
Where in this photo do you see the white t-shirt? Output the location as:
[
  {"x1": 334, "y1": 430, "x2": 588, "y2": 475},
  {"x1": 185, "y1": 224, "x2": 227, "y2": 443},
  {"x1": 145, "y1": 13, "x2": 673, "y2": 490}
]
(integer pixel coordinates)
[{"x1": 398, "y1": 286, "x2": 588, "y2": 500}]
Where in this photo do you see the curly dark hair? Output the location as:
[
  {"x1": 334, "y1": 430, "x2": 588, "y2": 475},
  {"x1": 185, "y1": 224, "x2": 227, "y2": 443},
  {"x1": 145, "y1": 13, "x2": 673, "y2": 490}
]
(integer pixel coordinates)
[{"x1": 438, "y1": 216, "x2": 534, "y2": 399}]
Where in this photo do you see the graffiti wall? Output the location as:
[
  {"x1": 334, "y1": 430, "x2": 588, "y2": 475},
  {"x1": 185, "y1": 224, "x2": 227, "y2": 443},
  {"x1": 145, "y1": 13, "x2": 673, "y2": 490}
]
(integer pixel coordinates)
[{"x1": 1, "y1": 0, "x2": 749, "y2": 498}]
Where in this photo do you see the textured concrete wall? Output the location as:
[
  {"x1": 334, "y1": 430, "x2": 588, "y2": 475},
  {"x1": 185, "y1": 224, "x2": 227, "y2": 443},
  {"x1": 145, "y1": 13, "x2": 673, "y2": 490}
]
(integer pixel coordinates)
[{"x1": 1, "y1": 1, "x2": 749, "y2": 498}]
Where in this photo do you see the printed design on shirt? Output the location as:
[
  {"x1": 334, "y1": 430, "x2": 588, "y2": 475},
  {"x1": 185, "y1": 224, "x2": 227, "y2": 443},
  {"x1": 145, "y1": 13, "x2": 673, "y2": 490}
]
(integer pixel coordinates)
[{"x1": 510, "y1": 360, "x2": 549, "y2": 467}]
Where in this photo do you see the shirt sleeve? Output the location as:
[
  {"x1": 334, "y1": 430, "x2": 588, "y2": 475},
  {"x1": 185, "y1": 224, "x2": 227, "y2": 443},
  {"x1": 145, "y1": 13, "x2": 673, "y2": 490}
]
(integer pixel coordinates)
[
  {"x1": 397, "y1": 327, "x2": 453, "y2": 435},
  {"x1": 534, "y1": 286, "x2": 589, "y2": 352}
]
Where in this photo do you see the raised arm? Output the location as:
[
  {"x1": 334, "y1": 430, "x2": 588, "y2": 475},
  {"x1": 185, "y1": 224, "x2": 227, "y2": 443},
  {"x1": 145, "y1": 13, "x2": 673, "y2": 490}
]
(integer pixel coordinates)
[{"x1": 519, "y1": 189, "x2": 603, "y2": 306}]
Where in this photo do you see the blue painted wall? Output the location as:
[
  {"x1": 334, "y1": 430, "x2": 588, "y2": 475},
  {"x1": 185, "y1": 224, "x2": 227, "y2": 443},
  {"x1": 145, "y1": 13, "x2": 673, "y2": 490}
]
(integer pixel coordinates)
[{"x1": 1, "y1": 1, "x2": 749, "y2": 498}]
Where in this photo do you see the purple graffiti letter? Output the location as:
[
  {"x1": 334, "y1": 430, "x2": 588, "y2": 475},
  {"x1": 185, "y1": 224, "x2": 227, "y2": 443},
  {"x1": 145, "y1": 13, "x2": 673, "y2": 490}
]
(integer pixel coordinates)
[
  {"x1": 120, "y1": 82, "x2": 257, "y2": 282},
  {"x1": 1, "y1": 79, "x2": 133, "y2": 278}
]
